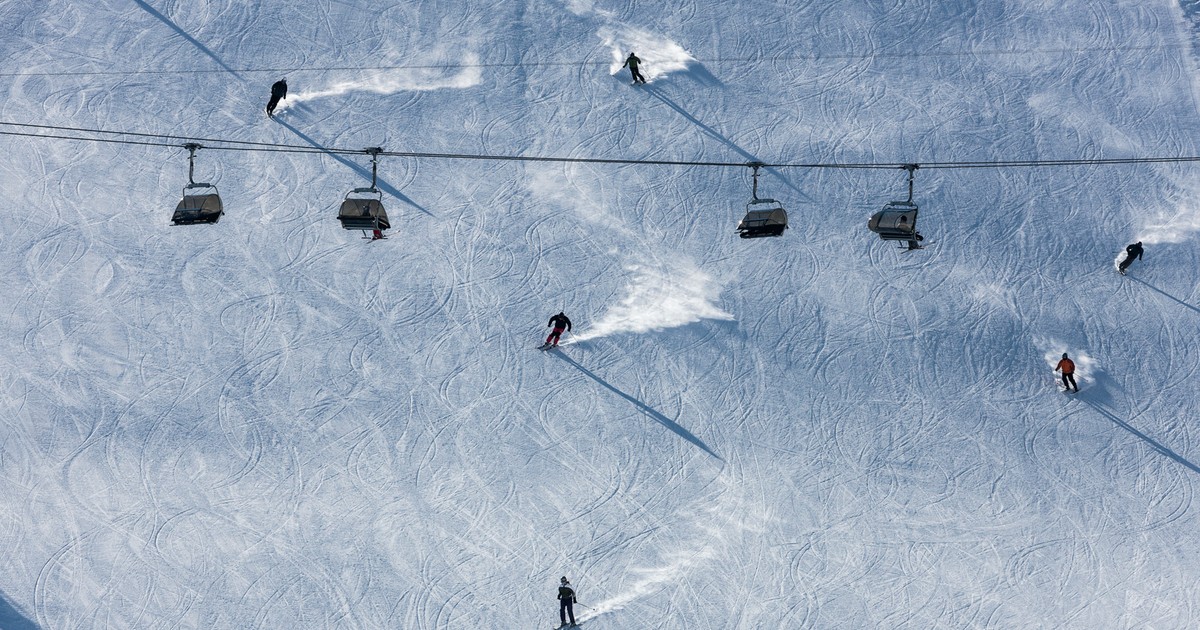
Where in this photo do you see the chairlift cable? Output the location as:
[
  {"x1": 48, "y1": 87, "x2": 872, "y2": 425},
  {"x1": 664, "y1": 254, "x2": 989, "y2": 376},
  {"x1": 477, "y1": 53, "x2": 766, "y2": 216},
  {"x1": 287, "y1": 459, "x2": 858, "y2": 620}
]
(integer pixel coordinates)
[{"x1": 3, "y1": 121, "x2": 1200, "y2": 170}]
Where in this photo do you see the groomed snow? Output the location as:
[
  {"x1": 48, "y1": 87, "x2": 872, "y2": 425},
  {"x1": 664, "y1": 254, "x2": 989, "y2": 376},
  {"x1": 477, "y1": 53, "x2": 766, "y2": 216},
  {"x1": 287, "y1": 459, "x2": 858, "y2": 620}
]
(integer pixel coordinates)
[{"x1": 2, "y1": 0, "x2": 1200, "y2": 627}]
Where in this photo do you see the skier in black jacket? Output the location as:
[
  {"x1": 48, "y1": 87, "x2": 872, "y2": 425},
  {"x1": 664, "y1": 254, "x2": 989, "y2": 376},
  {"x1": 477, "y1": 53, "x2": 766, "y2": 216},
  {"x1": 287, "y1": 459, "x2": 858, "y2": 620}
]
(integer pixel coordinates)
[
  {"x1": 622, "y1": 53, "x2": 646, "y2": 84},
  {"x1": 266, "y1": 78, "x2": 288, "y2": 117},
  {"x1": 1118, "y1": 241, "x2": 1143, "y2": 275},
  {"x1": 557, "y1": 577, "x2": 577, "y2": 628},
  {"x1": 544, "y1": 312, "x2": 572, "y2": 348}
]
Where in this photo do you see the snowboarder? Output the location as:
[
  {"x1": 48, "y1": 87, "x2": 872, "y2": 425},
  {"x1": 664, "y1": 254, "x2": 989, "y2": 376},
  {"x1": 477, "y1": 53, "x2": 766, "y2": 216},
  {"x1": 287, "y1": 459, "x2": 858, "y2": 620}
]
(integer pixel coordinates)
[
  {"x1": 557, "y1": 577, "x2": 577, "y2": 628},
  {"x1": 1055, "y1": 352, "x2": 1079, "y2": 393},
  {"x1": 544, "y1": 312, "x2": 572, "y2": 348},
  {"x1": 266, "y1": 78, "x2": 288, "y2": 117},
  {"x1": 622, "y1": 52, "x2": 646, "y2": 84},
  {"x1": 1118, "y1": 241, "x2": 1143, "y2": 275}
]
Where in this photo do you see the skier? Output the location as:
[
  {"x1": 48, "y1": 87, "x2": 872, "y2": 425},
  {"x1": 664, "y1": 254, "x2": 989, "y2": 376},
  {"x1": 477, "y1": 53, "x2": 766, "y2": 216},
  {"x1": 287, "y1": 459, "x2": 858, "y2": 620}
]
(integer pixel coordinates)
[
  {"x1": 622, "y1": 52, "x2": 646, "y2": 84},
  {"x1": 1118, "y1": 241, "x2": 1143, "y2": 275},
  {"x1": 543, "y1": 312, "x2": 572, "y2": 348},
  {"x1": 897, "y1": 215, "x2": 923, "y2": 250},
  {"x1": 1055, "y1": 352, "x2": 1079, "y2": 393},
  {"x1": 266, "y1": 78, "x2": 288, "y2": 117},
  {"x1": 557, "y1": 576, "x2": 577, "y2": 628}
]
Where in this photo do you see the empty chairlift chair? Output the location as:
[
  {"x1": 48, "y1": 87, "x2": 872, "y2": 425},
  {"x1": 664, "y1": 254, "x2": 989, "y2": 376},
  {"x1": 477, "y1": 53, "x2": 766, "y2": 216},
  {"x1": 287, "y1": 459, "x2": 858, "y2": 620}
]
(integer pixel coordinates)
[
  {"x1": 737, "y1": 162, "x2": 788, "y2": 238},
  {"x1": 171, "y1": 143, "x2": 224, "y2": 225},
  {"x1": 337, "y1": 147, "x2": 390, "y2": 240},
  {"x1": 867, "y1": 164, "x2": 924, "y2": 250}
]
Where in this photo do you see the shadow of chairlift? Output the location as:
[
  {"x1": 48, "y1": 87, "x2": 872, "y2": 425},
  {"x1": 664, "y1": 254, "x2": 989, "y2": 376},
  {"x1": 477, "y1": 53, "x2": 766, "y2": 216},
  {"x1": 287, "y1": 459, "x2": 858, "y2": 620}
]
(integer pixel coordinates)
[
  {"x1": 867, "y1": 164, "x2": 924, "y2": 250},
  {"x1": 736, "y1": 162, "x2": 788, "y2": 238},
  {"x1": 171, "y1": 143, "x2": 224, "y2": 225},
  {"x1": 336, "y1": 147, "x2": 390, "y2": 241}
]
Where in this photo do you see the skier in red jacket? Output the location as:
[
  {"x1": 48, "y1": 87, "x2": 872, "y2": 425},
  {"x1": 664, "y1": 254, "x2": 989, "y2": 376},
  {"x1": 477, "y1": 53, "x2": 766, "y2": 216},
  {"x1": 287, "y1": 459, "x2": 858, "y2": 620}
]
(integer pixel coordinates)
[{"x1": 1055, "y1": 353, "x2": 1079, "y2": 393}]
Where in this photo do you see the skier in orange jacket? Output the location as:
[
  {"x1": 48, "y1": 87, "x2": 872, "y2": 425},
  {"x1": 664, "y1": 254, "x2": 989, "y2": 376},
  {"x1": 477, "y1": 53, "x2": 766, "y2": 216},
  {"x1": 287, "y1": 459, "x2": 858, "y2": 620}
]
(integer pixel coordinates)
[{"x1": 1055, "y1": 353, "x2": 1079, "y2": 393}]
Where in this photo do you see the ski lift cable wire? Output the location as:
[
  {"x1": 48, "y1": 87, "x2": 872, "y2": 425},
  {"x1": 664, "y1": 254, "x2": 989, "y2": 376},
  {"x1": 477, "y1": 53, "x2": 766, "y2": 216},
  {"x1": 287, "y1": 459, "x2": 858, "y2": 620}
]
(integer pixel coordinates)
[{"x1": 2, "y1": 121, "x2": 1200, "y2": 170}]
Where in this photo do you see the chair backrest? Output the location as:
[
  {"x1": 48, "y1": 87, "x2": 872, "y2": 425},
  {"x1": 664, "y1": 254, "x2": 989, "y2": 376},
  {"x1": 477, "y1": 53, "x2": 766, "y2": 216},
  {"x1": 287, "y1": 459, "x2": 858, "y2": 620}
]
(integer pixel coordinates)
[{"x1": 338, "y1": 198, "x2": 390, "y2": 230}]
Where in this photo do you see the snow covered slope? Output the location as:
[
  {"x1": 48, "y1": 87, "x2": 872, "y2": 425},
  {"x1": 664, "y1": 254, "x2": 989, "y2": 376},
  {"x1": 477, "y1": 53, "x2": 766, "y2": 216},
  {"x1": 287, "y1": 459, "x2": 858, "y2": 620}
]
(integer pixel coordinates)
[{"x1": 2, "y1": 0, "x2": 1200, "y2": 627}]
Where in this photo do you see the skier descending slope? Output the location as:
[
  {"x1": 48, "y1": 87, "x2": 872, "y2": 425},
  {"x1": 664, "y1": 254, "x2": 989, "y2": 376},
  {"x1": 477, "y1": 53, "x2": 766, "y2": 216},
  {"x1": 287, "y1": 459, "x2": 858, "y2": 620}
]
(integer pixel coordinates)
[
  {"x1": 266, "y1": 78, "x2": 288, "y2": 117},
  {"x1": 622, "y1": 52, "x2": 646, "y2": 84},
  {"x1": 557, "y1": 577, "x2": 578, "y2": 628},
  {"x1": 1055, "y1": 353, "x2": 1079, "y2": 393},
  {"x1": 541, "y1": 312, "x2": 572, "y2": 349},
  {"x1": 1118, "y1": 241, "x2": 1144, "y2": 275}
]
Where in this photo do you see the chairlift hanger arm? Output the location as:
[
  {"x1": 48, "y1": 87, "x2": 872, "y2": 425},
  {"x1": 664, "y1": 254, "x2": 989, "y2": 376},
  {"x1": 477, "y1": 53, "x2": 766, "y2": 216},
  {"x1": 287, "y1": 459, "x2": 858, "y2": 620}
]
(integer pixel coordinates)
[
  {"x1": 183, "y1": 142, "x2": 203, "y2": 185},
  {"x1": 901, "y1": 164, "x2": 918, "y2": 203}
]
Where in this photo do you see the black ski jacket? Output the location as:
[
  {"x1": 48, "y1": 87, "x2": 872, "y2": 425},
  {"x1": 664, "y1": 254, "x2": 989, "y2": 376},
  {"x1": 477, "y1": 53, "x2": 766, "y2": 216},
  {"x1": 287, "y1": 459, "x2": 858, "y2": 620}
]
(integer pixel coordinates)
[
  {"x1": 623, "y1": 54, "x2": 641, "y2": 69},
  {"x1": 558, "y1": 585, "x2": 576, "y2": 602},
  {"x1": 548, "y1": 313, "x2": 572, "y2": 331},
  {"x1": 270, "y1": 80, "x2": 288, "y2": 99},
  {"x1": 1125, "y1": 242, "x2": 1143, "y2": 261}
]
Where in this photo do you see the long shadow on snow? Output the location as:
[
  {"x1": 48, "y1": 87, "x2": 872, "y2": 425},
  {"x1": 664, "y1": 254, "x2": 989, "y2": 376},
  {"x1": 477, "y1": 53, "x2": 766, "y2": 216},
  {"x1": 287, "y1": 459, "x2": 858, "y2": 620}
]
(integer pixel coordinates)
[
  {"x1": 1079, "y1": 398, "x2": 1200, "y2": 476},
  {"x1": 550, "y1": 350, "x2": 721, "y2": 460},
  {"x1": 678, "y1": 61, "x2": 723, "y2": 87},
  {"x1": 1128, "y1": 275, "x2": 1200, "y2": 317},
  {"x1": 0, "y1": 589, "x2": 39, "y2": 630},
  {"x1": 131, "y1": 0, "x2": 242, "y2": 79},
  {"x1": 274, "y1": 118, "x2": 432, "y2": 216},
  {"x1": 640, "y1": 84, "x2": 810, "y2": 202}
]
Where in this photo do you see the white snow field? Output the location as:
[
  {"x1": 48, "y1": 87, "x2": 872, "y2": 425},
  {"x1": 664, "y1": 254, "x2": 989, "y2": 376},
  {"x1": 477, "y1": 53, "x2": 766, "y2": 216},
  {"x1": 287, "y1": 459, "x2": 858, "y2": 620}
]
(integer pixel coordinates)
[{"x1": 2, "y1": 0, "x2": 1200, "y2": 627}]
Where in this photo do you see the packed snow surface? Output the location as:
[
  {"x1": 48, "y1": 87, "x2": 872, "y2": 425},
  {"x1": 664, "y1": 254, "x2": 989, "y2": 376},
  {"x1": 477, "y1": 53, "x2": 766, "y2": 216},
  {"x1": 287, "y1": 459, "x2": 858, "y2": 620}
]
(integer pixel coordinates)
[{"x1": 2, "y1": 0, "x2": 1200, "y2": 627}]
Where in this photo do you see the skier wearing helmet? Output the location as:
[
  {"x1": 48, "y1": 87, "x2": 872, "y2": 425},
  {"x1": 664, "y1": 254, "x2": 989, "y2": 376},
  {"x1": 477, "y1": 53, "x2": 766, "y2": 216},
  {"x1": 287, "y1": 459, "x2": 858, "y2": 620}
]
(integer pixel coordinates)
[
  {"x1": 542, "y1": 312, "x2": 572, "y2": 349},
  {"x1": 266, "y1": 78, "x2": 288, "y2": 117},
  {"x1": 622, "y1": 52, "x2": 646, "y2": 84},
  {"x1": 557, "y1": 576, "x2": 577, "y2": 628},
  {"x1": 1118, "y1": 241, "x2": 1143, "y2": 275},
  {"x1": 1055, "y1": 353, "x2": 1079, "y2": 393}
]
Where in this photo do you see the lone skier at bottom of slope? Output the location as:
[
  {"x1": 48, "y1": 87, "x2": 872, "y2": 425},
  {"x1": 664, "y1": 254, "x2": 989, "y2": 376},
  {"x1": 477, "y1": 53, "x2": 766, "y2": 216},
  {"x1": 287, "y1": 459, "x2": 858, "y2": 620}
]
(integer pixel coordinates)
[
  {"x1": 266, "y1": 78, "x2": 288, "y2": 117},
  {"x1": 1055, "y1": 352, "x2": 1079, "y2": 393},
  {"x1": 543, "y1": 312, "x2": 572, "y2": 348},
  {"x1": 557, "y1": 577, "x2": 578, "y2": 628},
  {"x1": 622, "y1": 52, "x2": 646, "y2": 84},
  {"x1": 1118, "y1": 240, "x2": 1143, "y2": 275}
]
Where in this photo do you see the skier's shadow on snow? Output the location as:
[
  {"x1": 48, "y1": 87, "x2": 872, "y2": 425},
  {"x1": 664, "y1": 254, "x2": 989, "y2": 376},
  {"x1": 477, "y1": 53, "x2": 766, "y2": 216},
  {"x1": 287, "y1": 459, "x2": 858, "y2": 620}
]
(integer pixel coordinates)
[
  {"x1": 0, "y1": 588, "x2": 39, "y2": 630},
  {"x1": 274, "y1": 118, "x2": 432, "y2": 216},
  {"x1": 132, "y1": 0, "x2": 242, "y2": 79},
  {"x1": 1080, "y1": 398, "x2": 1200, "y2": 476},
  {"x1": 551, "y1": 350, "x2": 721, "y2": 460},
  {"x1": 1128, "y1": 276, "x2": 1200, "y2": 317},
  {"x1": 639, "y1": 84, "x2": 810, "y2": 202}
]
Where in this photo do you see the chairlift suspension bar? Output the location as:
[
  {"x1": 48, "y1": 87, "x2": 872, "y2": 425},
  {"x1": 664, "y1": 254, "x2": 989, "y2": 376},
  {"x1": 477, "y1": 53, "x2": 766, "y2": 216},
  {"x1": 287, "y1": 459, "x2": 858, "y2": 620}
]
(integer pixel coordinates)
[
  {"x1": 748, "y1": 161, "x2": 764, "y2": 201},
  {"x1": 902, "y1": 164, "x2": 918, "y2": 203},
  {"x1": 184, "y1": 142, "x2": 201, "y2": 185},
  {"x1": 365, "y1": 147, "x2": 382, "y2": 189}
]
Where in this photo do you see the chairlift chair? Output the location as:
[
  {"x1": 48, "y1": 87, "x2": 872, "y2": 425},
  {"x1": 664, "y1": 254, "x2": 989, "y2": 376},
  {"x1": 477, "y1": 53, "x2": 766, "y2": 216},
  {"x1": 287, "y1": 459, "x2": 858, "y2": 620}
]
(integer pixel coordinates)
[
  {"x1": 338, "y1": 187, "x2": 390, "y2": 231},
  {"x1": 336, "y1": 148, "x2": 390, "y2": 240},
  {"x1": 171, "y1": 144, "x2": 224, "y2": 225},
  {"x1": 867, "y1": 165, "x2": 923, "y2": 249},
  {"x1": 737, "y1": 162, "x2": 788, "y2": 238}
]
